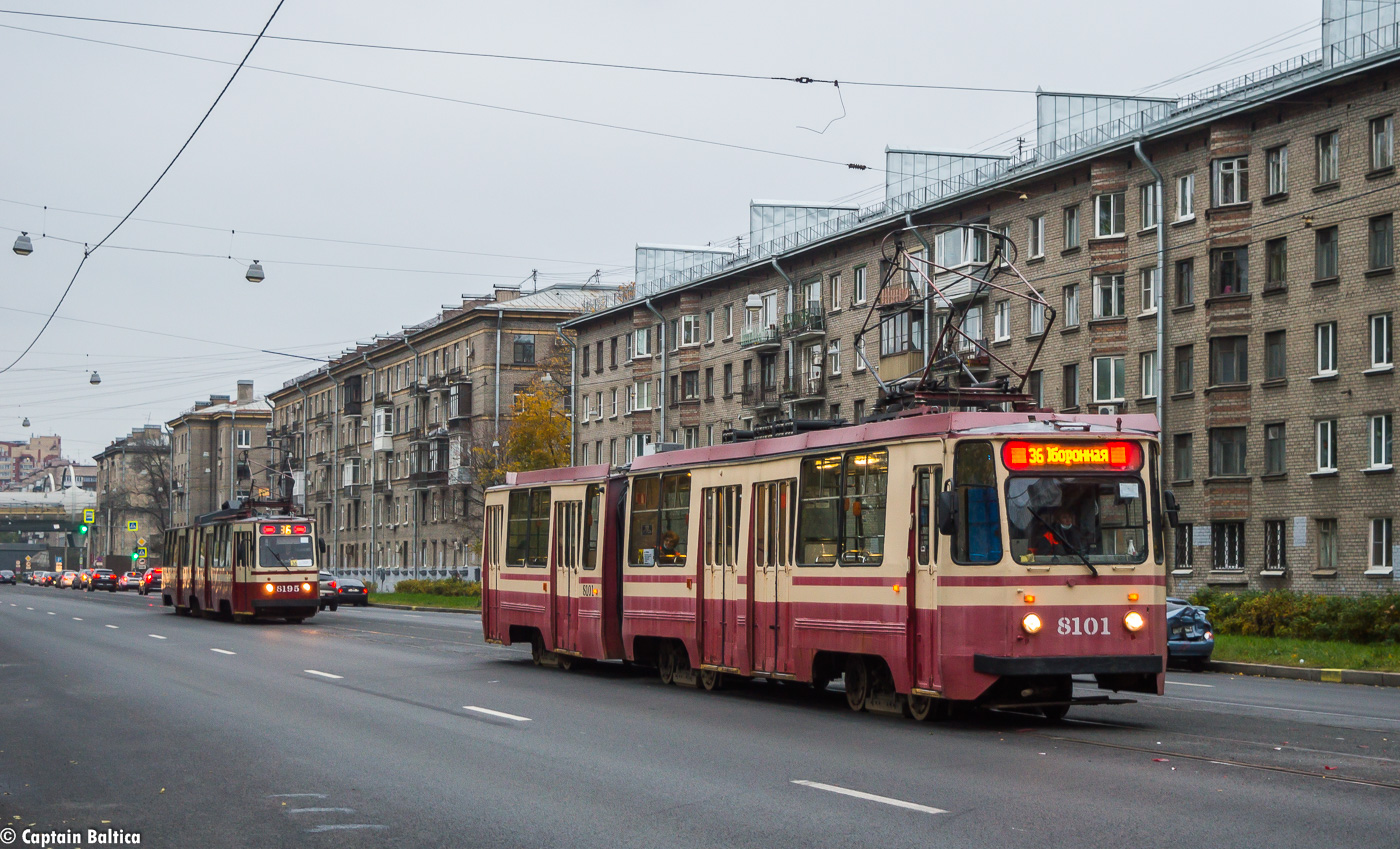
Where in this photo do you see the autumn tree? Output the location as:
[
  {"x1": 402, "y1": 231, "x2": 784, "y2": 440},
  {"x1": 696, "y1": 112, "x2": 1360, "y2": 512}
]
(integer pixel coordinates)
[{"x1": 469, "y1": 339, "x2": 572, "y2": 486}]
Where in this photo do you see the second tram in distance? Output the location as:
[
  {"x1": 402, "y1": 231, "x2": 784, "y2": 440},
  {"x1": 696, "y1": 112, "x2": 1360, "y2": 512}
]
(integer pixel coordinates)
[{"x1": 482, "y1": 410, "x2": 1172, "y2": 720}]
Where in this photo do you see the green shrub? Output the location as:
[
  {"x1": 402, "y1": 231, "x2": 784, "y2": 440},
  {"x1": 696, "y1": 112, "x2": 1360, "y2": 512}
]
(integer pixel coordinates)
[
  {"x1": 391, "y1": 577, "x2": 481, "y2": 598},
  {"x1": 1188, "y1": 588, "x2": 1400, "y2": 644}
]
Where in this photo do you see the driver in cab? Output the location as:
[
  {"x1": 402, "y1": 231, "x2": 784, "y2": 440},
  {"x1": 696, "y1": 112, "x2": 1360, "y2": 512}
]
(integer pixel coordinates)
[{"x1": 1030, "y1": 506, "x2": 1085, "y2": 557}]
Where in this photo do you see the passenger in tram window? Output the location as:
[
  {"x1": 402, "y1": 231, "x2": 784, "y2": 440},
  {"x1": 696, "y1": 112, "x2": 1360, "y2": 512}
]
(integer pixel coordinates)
[
  {"x1": 659, "y1": 530, "x2": 682, "y2": 564},
  {"x1": 1031, "y1": 506, "x2": 1085, "y2": 557}
]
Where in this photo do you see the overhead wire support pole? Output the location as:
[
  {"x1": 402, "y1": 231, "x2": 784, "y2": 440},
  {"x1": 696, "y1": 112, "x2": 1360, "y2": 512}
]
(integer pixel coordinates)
[{"x1": 0, "y1": 0, "x2": 287, "y2": 375}]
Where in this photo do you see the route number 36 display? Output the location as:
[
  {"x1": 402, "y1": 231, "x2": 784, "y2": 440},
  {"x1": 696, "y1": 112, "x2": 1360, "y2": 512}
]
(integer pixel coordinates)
[{"x1": 1058, "y1": 616, "x2": 1111, "y2": 636}]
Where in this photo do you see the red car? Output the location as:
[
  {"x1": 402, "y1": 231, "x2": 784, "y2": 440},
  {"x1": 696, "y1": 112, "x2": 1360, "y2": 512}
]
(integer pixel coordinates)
[{"x1": 138, "y1": 568, "x2": 163, "y2": 596}]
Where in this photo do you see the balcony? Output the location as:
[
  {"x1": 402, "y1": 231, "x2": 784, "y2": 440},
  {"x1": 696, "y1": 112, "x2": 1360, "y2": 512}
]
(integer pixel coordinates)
[
  {"x1": 372, "y1": 478, "x2": 390, "y2": 493},
  {"x1": 372, "y1": 432, "x2": 393, "y2": 453},
  {"x1": 409, "y1": 469, "x2": 447, "y2": 490},
  {"x1": 783, "y1": 306, "x2": 826, "y2": 340},
  {"x1": 741, "y1": 382, "x2": 781, "y2": 410},
  {"x1": 740, "y1": 325, "x2": 781, "y2": 350},
  {"x1": 788, "y1": 372, "x2": 825, "y2": 402},
  {"x1": 876, "y1": 282, "x2": 920, "y2": 311}
]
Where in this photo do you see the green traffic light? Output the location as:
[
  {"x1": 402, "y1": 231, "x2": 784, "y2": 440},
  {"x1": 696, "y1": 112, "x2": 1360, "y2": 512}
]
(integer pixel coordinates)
[
  {"x1": 131, "y1": 552, "x2": 139, "y2": 561},
  {"x1": 78, "y1": 524, "x2": 89, "y2": 534}
]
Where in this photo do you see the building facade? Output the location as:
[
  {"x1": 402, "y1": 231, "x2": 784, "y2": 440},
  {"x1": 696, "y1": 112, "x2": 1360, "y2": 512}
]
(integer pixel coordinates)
[
  {"x1": 268, "y1": 283, "x2": 603, "y2": 582},
  {"x1": 0, "y1": 434, "x2": 64, "y2": 490},
  {"x1": 563, "y1": 7, "x2": 1400, "y2": 596},
  {"x1": 92, "y1": 426, "x2": 170, "y2": 568},
  {"x1": 167, "y1": 381, "x2": 274, "y2": 528}
]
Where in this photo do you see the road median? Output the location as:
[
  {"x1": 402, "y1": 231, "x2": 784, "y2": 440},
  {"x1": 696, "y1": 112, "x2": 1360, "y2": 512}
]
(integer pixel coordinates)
[{"x1": 1207, "y1": 659, "x2": 1400, "y2": 688}]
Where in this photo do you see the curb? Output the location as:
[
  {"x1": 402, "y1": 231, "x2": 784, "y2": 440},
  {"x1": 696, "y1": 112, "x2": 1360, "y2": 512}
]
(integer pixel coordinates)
[
  {"x1": 369, "y1": 601, "x2": 481, "y2": 616},
  {"x1": 1207, "y1": 659, "x2": 1400, "y2": 687}
]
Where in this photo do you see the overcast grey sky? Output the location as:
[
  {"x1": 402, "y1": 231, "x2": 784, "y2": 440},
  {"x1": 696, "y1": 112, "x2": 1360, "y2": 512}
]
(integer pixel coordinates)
[{"x1": 0, "y1": 0, "x2": 1319, "y2": 460}]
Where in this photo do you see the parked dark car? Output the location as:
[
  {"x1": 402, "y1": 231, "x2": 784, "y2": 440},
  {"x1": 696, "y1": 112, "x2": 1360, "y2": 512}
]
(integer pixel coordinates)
[
  {"x1": 87, "y1": 569, "x2": 118, "y2": 592},
  {"x1": 335, "y1": 577, "x2": 370, "y2": 607},
  {"x1": 1167, "y1": 597, "x2": 1214, "y2": 671},
  {"x1": 318, "y1": 572, "x2": 339, "y2": 612},
  {"x1": 0, "y1": 570, "x2": 14, "y2": 585},
  {"x1": 138, "y1": 568, "x2": 162, "y2": 596}
]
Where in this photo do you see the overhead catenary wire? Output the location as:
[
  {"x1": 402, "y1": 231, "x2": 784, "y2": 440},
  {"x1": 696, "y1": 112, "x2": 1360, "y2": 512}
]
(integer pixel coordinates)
[{"x1": 0, "y1": 1, "x2": 288, "y2": 376}]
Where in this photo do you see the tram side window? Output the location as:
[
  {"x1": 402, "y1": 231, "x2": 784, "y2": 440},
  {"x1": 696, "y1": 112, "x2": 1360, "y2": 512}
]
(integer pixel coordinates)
[
  {"x1": 582, "y1": 486, "x2": 601, "y2": 570},
  {"x1": 843, "y1": 451, "x2": 888, "y2": 564},
  {"x1": 660, "y1": 473, "x2": 691, "y2": 565},
  {"x1": 953, "y1": 441, "x2": 1003, "y2": 564},
  {"x1": 916, "y1": 466, "x2": 942, "y2": 566},
  {"x1": 799, "y1": 451, "x2": 889, "y2": 566},
  {"x1": 486, "y1": 505, "x2": 503, "y2": 567},
  {"x1": 799, "y1": 456, "x2": 843, "y2": 565},
  {"x1": 629, "y1": 473, "x2": 691, "y2": 566},
  {"x1": 234, "y1": 531, "x2": 252, "y2": 570},
  {"x1": 629, "y1": 476, "x2": 661, "y2": 566},
  {"x1": 506, "y1": 489, "x2": 551, "y2": 567}
]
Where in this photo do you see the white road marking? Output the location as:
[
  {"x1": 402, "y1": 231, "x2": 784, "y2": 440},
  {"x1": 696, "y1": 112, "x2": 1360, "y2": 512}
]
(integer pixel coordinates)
[
  {"x1": 463, "y1": 706, "x2": 531, "y2": 722},
  {"x1": 148, "y1": 634, "x2": 167, "y2": 640},
  {"x1": 25, "y1": 607, "x2": 33, "y2": 610},
  {"x1": 304, "y1": 825, "x2": 387, "y2": 833},
  {"x1": 286, "y1": 807, "x2": 354, "y2": 814},
  {"x1": 304, "y1": 669, "x2": 343, "y2": 679},
  {"x1": 1168, "y1": 681, "x2": 1214, "y2": 688},
  {"x1": 268, "y1": 793, "x2": 327, "y2": 798},
  {"x1": 105, "y1": 624, "x2": 119, "y2": 629},
  {"x1": 791, "y1": 780, "x2": 946, "y2": 815},
  {"x1": 210, "y1": 648, "x2": 236, "y2": 656},
  {"x1": 72, "y1": 617, "x2": 83, "y2": 621},
  {"x1": 46, "y1": 611, "x2": 55, "y2": 615}
]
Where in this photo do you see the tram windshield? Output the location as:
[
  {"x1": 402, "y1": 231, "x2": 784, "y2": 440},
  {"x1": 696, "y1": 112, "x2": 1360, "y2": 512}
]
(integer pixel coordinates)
[
  {"x1": 259, "y1": 535, "x2": 315, "y2": 570},
  {"x1": 1005, "y1": 476, "x2": 1148, "y2": 565}
]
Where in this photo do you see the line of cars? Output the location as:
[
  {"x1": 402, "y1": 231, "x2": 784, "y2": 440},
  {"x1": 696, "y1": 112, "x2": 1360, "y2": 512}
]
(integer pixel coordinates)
[
  {"x1": 318, "y1": 572, "x2": 369, "y2": 611},
  {"x1": 22, "y1": 568, "x2": 160, "y2": 594}
]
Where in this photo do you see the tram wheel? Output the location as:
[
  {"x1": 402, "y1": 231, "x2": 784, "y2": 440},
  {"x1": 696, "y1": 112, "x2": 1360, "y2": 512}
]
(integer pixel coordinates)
[
  {"x1": 843, "y1": 657, "x2": 869, "y2": 712},
  {"x1": 557, "y1": 653, "x2": 575, "y2": 671},
  {"x1": 658, "y1": 644, "x2": 677, "y2": 685},
  {"x1": 1041, "y1": 703, "x2": 1071, "y2": 722},
  {"x1": 908, "y1": 694, "x2": 943, "y2": 722},
  {"x1": 530, "y1": 635, "x2": 546, "y2": 666},
  {"x1": 699, "y1": 669, "x2": 722, "y2": 691}
]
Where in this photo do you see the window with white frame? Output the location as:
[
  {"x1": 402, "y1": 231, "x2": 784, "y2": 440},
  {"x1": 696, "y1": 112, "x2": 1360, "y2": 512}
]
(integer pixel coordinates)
[
  {"x1": 705, "y1": 310, "x2": 715, "y2": 343},
  {"x1": 1095, "y1": 192, "x2": 1125, "y2": 237},
  {"x1": 969, "y1": 227, "x2": 992, "y2": 264},
  {"x1": 1317, "y1": 130, "x2": 1339, "y2": 183},
  {"x1": 1093, "y1": 274, "x2": 1125, "y2": 318},
  {"x1": 632, "y1": 380, "x2": 650, "y2": 410},
  {"x1": 1266, "y1": 146, "x2": 1288, "y2": 195},
  {"x1": 1371, "y1": 414, "x2": 1393, "y2": 468},
  {"x1": 1176, "y1": 174, "x2": 1194, "y2": 220},
  {"x1": 634, "y1": 327, "x2": 651, "y2": 357},
  {"x1": 993, "y1": 300, "x2": 1011, "y2": 341},
  {"x1": 935, "y1": 228, "x2": 965, "y2": 267},
  {"x1": 1029, "y1": 300, "x2": 1046, "y2": 336},
  {"x1": 1140, "y1": 184, "x2": 1159, "y2": 229},
  {"x1": 853, "y1": 266, "x2": 867, "y2": 304},
  {"x1": 1093, "y1": 356, "x2": 1125, "y2": 403},
  {"x1": 1318, "y1": 518, "x2": 1339, "y2": 570},
  {"x1": 1212, "y1": 157, "x2": 1249, "y2": 205},
  {"x1": 1140, "y1": 351, "x2": 1158, "y2": 399},
  {"x1": 1063, "y1": 284, "x2": 1080, "y2": 326},
  {"x1": 1140, "y1": 267, "x2": 1159, "y2": 313},
  {"x1": 1369, "y1": 517, "x2": 1394, "y2": 574},
  {"x1": 611, "y1": 388, "x2": 618, "y2": 417},
  {"x1": 594, "y1": 391, "x2": 603, "y2": 419},
  {"x1": 1371, "y1": 313, "x2": 1393, "y2": 368},
  {"x1": 723, "y1": 305, "x2": 733, "y2": 339},
  {"x1": 1316, "y1": 322, "x2": 1338, "y2": 376},
  {"x1": 235, "y1": 428, "x2": 251, "y2": 449},
  {"x1": 680, "y1": 314, "x2": 702, "y2": 346},
  {"x1": 962, "y1": 304, "x2": 983, "y2": 347},
  {"x1": 829, "y1": 339, "x2": 841, "y2": 374},
  {"x1": 1028, "y1": 215, "x2": 1045, "y2": 257},
  {"x1": 829, "y1": 273, "x2": 842, "y2": 310},
  {"x1": 1371, "y1": 115, "x2": 1394, "y2": 171},
  {"x1": 1064, "y1": 205, "x2": 1080, "y2": 249},
  {"x1": 1316, "y1": 419, "x2": 1338, "y2": 472}
]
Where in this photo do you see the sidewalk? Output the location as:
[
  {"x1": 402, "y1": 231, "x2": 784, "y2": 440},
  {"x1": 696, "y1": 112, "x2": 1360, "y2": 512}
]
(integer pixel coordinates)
[{"x1": 1208, "y1": 659, "x2": 1400, "y2": 687}]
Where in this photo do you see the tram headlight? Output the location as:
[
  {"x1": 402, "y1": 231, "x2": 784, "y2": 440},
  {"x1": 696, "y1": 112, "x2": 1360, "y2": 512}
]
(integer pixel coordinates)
[
  {"x1": 302, "y1": 582, "x2": 311, "y2": 592},
  {"x1": 1124, "y1": 610, "x2": 1146, "y2": 632},
  {"x1": 1021, "y1": 612, "x2": 1043, "y2": 634},
  {"x1": 264, "y1": 582, "x2": 274, "y2": 594}
]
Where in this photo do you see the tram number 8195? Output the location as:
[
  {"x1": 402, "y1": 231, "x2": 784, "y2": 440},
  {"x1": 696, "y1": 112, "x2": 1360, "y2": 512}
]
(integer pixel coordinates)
[{"x1": 1058, "y1": 616, "x2": 1111, "y2": 636}]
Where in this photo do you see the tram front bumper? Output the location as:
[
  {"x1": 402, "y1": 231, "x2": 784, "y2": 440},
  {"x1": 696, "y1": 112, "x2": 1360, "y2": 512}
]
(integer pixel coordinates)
[{"x1": 973, "y1": 654, "x2": 1163, "y2": 676}]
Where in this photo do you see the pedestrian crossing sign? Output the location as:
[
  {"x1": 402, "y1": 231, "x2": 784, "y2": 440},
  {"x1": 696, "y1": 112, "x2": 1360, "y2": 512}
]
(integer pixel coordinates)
[
  {"x1": 127, "y1": 520, "x2": 139, "y2": 532},
  {"x1": 83, "y1": 508, "x2": 95, "y2": 523}
]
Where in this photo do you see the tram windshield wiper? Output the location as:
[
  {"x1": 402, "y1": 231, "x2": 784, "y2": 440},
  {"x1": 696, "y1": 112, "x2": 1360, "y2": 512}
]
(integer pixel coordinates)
[
  {"x1": 264, "y1": 544, "x2": 293, "y2": 572},
  {"x1": 1025, "y1": 504, "x2": 1098, "y2": 577}
]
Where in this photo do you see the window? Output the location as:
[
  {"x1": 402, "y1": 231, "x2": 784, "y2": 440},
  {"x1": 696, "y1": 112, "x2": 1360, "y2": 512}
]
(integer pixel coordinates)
[
  {"x1": 682, "y1": 370, "x2": 699, "y2": 401},
  {"x1": 1028, "y1": 370, "x2": 1044, "y2": 407},
  {"x1": 1062, "y1": 363, "x2": 1079, "y2": 408},
  {"x1": 633, "y1": 327, "x2": 651, "y2": 357},
  {"x1": 669, "y1": 319, "x2": 679, "y2": 350},
  {"x1": 950, "y1": 441, "x2": 1002, "y2": 564},
  {"x1": 1210, "y1": 427, "x2": 1247, "y2": 476},
  {"x1": 1140, "y1": 183, "x2": 1159, "y2": 229},
  {"x1": 1140, "y1": 351, "x2": 1157, "y2": 398},
  {"x1": 1371, "y1": 414, "x2": 1393, "y2": 468},
  {"x1": 1093, "y1": 274, "x2": 1124, "y2": 318},
  {"x1": 880, "y1": 312, "x2": 912, "y2": 356},
  {"x1": 969, "y1": 227, "x2": 992, "y2": 264},
  {"x1": 581, "y1": 346, "x2": 589, "y2": 375},
  {"x1": 705, "y1": 310, "x2": 715, "y2": 343},
  {"x1": 1371, "y1": 115, "x2": 1393, "y2": 171},
  {"x1": 1370, "y1": 518, "x2": 1395, "y2": 574},
  {"x1": 1174, "y1": 524, "x2": 1195, "y2": 571},
  {"x1": 611, "y1": 388, "x2": 619, "y2": 417},
  {"x1": 1095, "y1": 192, "x2": 1125, "y2": 237},
  {"x1": 1265, "y1": 237, "x2": 1287, "y2": 290},
  {"x1": 235, "y1": 428, "x2": 251, "y2": 449},
  {"x1": 723, "y1": 305, "x2": 733, "y2": 339},
  {"x1": 1140, "y1": 267, "x2": 1159, "y2": 313},
  {"x1": 1212, "y1": 522, "x2": 1244, "y2": 571},
  {"x1": 797, "y1": 449, "x2": 889, "y2": 565},
  {"x1": 1064, "y1": 205, "x2": 1080, "y2": 249},
  {"x1": 610, "y1": 337, "x2": 618, "y2": 367},
  {"x1": 1314, "y1": 226, "x2": 1339, "y2": 280},
  {"x1": 1265, "y1": 330, "x2": 1287, "y2": 381},
  {"x1": 829, "y1": 273, "x2": 842, "y2": 310},
  {"x1": 1266, "y1": 146, "x2": 1288, "y2": 195},
  {"x1": 853, "y1": 399, "x2": 865, "y2": 423},
  {"x1": 1317, "y1": 130, "x2": 1339, "y2": 183},
  {"x1": 512, "y1": 334, "x2": 535, "y2": 365},
  {"x1": 1318, "y1": 519, "x2": 1339, "y2": 571},
  {"x1": 993, "y1": 301, "x2": 1011, "y2": 341},
  {"x1": 1174, "y1": 344, "x2": 1194, "y2": 393},
  {"x1": 829, "y1": 339, "x2": 841, "y2": 375},
  {"x1": 631, "y1": 380, "x2": 651, "y2": 410},
  {"x1": 935, "y1": 228, "x2": 965, "y2": 267},
  {"x1": 1174, "y1": 433, "x2": 1193, "y2": 481},
  {"x1": 1210, "y1": 246, "x2": 1248, "y2": 295},
  {"x1": 1093, "y1": 356, "x2": 1125, "y2": 403},
  {"x1": 1316, "y1": 419, "x2": 1338, "y2": 472},
  {"x1": 1372, "y1": 313, "x2": 1393, "y2": 368},
  {"x1": 1369, "y1": 215, "x2": 1393, "y2": 270},
  {"x1": 1175, "y1": 258, "x2": 1194, "y2": 306},
  {"x1": 505, "y1": 489, "x2": 551, "y2": 567},
  {"x1": 960, "y1": 305, "x2": 981, "y2": 348},
  {"x1": 1028, "y1": 215, "x2": 1045, "y2": 257},
  {"x1": 1264, "y1": 520, "x2": 1287, "y2": 573},
  {"x1": 1176, "y1": 174, "x2": 1194, "y2": 220},
  {"x1": 722, "y1": 363, "x2": 733, "y2": 396},
  {"x1": 595, "y1": 341, "x2": 603, "y2": 373},
  {"x1": 1029, "y1": 301, "x2": 1046, "y2": 336},
  {"x1": 1063, "y1": 284, "x2": 1080, "y2": 326},
  {"x1": 1315, "y1": 322, "x2": 1337, "y2": 376},
  {"x1": 1210, "y1": 336, "x2": 1248, "y2": 385},
  {"x1": 852, "y1": 266, "x2": 867, "y2": 304},
  {"x1": 855, "y1": 337, "x2": 867, "y2": 371},
  {"x1": 704, "y1": 368, "x2": 714, "y2": 399},
  {"x1": 1264, "y1": 423, "x2": 1286, "y2": 474},
  {"x1": 1212, "y1": 157, "x2": 1249, "y2": 205},
  {"x1": 628, "y1": 472, "x2": 690, "y2": 566}
]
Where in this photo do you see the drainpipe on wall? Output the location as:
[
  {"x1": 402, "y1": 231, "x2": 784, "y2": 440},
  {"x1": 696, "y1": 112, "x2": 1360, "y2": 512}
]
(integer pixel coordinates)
[
  {"x1": 400, "y1": 331, "x2": 422, "y2": 581},
  {"x1": 769, "y1": 258, "x2": 795, "y2": 420},
  {"x1": 554, "y1": 323, "x2": 578, "y2": 464},
  {"x1": 643, "y1": 299, "x2": 667, "y2": 442},
  {"x1": 360, "y1": 351, "x2": 376, "y2": 581},
  {"x1": 905, "y1": 214, "x2": 933, "y2": 366},
  {"x1": 1132, "y1": 140, "x2": 1167, "y2": 438},
  {"x1": 294, "y1": 380, "x2": 309, "y2": 517},
  {"x1": 327, "y1": 368, "x2": 343, "y2": 576},
  {"x1": 493, "y1": 310, "x2": 503, "y2": 447}
]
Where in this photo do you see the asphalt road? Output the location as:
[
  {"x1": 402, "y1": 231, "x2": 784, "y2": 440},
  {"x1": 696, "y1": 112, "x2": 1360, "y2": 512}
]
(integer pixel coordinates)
[{"x1": 2, "y1": 583, "x2": 1396, "y2": 849}]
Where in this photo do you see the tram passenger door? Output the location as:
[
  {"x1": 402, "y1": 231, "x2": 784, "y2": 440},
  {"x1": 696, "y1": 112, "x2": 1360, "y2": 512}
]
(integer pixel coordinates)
[
  {"x1": 751, "y1": 481, "x2": 793, "y2": 675},
  {"x1": 553, "y1": 501, "x2": 581, "y2": 654},
  {"x1": 702, "y1": 486, "x2": 742, "y2": 669},
  {"x1": 484, "y1": 505, "x2": 503, "y2": 640},
  {"x1": 911, "y1": 466, "x2": 941, "y2": 691}
]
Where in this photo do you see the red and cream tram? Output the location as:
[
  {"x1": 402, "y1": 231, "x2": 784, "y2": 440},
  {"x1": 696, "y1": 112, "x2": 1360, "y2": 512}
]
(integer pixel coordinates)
[
  {"x1": 483, "y1": 410, "x2": 1171, "y2": 720},
  {"x1": 162, "y1": 502, "x2": 322, "y2": 623}
]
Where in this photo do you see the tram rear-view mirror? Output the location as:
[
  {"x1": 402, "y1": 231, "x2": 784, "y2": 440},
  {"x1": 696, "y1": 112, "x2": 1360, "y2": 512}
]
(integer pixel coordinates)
[
  {"x1": 1163, "y1": 490, "x2": 1180, "y2": 529},
  {"x1": 936, "y1": 491, "x2": 957, "y2": 536}
]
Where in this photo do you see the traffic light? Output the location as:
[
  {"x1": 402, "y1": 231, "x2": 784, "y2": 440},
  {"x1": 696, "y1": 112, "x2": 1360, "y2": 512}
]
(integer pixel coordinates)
[
  {"x1": 77, "y1": 524, "x2": 89, "y2": 535},
  {"x1": 131, "y1": 551, "x2": 139, "y2": 562}
]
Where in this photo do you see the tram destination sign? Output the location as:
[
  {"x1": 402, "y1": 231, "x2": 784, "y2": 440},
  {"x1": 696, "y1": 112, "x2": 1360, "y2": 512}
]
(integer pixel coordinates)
[{"x1": 1002, "y1": 440, "x2": 1142, "y2": 472}]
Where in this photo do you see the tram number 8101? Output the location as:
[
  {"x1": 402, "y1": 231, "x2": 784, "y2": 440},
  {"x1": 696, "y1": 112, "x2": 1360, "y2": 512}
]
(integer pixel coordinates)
[{"x1": 1058, "y1": 616, "x2": 1111, "y2": 636}]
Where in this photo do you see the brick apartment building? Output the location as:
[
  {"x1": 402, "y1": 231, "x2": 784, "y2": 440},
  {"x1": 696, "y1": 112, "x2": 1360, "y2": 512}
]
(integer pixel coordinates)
[
  {"x1": 267, "y1": 283, "x2": 607, "y2": 581},
  {"x1": 0, "y1": 434, "x2": 64, "y2": 490},
  {"x1": 93, "y1": 426, "x2": 170, "y2": 567},
  {"x1": 167, "y1": 381, "x2": 274, "y2": 528},
  {"x1": 561, "y1": 2, "x2": 1400, "y2": 596}
]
